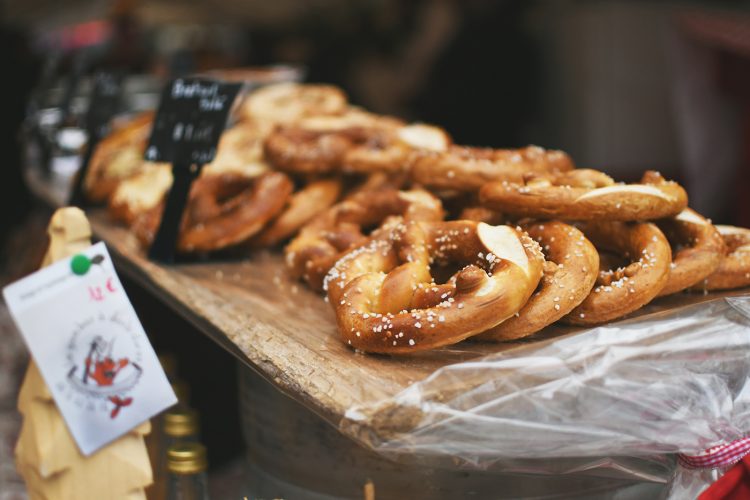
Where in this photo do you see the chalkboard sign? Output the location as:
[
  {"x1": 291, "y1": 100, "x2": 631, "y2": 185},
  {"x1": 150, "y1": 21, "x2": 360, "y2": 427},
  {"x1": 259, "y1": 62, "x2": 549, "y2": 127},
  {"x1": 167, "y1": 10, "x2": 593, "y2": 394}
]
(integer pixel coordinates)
[
  {"x1": 69, "y1": 71, "x2": 124, "y2": 206},
  {"x1": 145, "y1": 77, "x2": 242, "y2": 263},
  {"x1": 144, "y1": 78, "x2": 242, "y2": 166}
]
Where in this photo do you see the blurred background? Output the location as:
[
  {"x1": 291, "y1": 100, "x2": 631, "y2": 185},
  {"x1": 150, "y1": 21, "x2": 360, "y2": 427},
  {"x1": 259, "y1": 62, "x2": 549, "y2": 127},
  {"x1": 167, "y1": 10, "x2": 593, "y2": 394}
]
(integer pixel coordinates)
[
  {"x1": 3, "y1": 0, "x2": 750, "y2": 233},
  {"x1": 2, "y1": 1, "x2": 750, "y2": 497}
]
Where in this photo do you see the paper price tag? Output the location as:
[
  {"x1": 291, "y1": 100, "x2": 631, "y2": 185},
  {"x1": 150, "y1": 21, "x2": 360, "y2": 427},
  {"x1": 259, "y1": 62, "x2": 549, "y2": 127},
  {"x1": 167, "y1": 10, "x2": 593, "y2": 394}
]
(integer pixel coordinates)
[
  {"x1": 144, "y1": 78, "x2": 242, "y2": 165},
  {"x1": 3, "y1": 243, "x2": 176, "y2": 456}
]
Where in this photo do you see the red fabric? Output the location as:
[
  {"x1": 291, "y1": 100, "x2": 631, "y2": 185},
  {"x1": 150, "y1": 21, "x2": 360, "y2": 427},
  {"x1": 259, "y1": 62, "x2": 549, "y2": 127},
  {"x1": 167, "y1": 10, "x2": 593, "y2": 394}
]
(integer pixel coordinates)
[{"x1": 699, "y1": 456, "x2": 750, "y2": 500}]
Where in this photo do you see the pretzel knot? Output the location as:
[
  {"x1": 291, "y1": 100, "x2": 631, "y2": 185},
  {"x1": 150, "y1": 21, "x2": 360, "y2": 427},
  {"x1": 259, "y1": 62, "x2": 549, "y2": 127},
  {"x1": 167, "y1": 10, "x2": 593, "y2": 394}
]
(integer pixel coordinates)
[
  {"x1": 692, "y1": 225, "x2": 750, "y2": 292},
  {"x1": 564, "y1": 221, "x2": 672, "y2": 325},
  {"x1": 264, "y1": 113, "x2": 448, "y2": 176},
  {"x1": 285, "y1": 187, "x2": 444, "y2": 290},
  {"x1": 411, "y1": 145, "x2": 574, "y2": 192},
  {"x1": 656, "y1": 208, "x2": 725, "y2": 296},
  {"x1": 134, "y1": 171, "x2": 293, "y2": 253},
  {"x1": 478, "y1": 221, "x2": 599, "y2": 341},
  {"x1": 324, "y1": 220, "x2": 545, "y2": 353},
  {"x1": 240, "y1": 82, "x2": 348, "y2": 126},
  {"x1": 479, "y1": 170, "x2": 688, "y2": 221}
]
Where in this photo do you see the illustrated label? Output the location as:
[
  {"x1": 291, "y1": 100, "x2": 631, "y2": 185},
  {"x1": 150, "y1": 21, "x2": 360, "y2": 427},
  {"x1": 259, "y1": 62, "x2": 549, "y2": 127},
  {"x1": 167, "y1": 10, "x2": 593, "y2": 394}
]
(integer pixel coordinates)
[{"x1": 3, "y1": 243, "x2": 176, "y2": 455}]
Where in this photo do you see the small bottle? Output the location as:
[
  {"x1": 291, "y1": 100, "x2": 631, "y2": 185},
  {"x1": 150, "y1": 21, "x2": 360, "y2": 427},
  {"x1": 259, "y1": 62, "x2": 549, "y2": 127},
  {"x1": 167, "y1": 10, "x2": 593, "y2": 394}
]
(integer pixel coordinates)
[
  {"x1": 152, "y1": 408, "x2": 200, "y2": 500},
  {"x1": 166, "y1": 442, "x2": 209, "y2": 500}
]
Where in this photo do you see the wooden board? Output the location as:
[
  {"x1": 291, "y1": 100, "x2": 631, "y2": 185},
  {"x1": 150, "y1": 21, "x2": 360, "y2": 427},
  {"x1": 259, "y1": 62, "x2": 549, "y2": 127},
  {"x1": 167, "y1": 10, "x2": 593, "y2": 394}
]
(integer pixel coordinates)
[{"x1": 87, "y1": 209, "x2": 745, "y2": 426}]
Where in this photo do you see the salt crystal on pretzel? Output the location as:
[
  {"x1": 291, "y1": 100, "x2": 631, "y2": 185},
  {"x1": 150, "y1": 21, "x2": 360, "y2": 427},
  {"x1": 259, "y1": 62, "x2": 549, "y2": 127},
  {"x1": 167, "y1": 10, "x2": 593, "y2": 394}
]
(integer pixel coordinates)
[
  {"x1": 325, "y1": 220, "x2": 544, "y2": 353},
  {"x1": 690, "y1": 225, "x2": 750, "y2": 291},
  {"x1": 480, "y1": 170, "x2": 687, "y2": 221}
]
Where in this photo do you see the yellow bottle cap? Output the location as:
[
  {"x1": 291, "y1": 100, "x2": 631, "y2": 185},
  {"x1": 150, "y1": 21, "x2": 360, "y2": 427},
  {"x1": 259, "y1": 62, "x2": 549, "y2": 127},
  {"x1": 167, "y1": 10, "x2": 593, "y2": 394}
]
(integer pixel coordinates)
[
  {"x1": 167, "y1": 442, "x2": 207, "y2": 475},
  {"x1": 164, "y1": 408, "x2": 199, "y2": 437}
]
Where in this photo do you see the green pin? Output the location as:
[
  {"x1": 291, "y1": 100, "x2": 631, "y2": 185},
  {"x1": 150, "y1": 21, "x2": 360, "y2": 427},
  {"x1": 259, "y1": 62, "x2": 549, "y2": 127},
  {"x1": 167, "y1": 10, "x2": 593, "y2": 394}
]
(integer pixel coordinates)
[{"x1": 71, "y1": 254, "x2": 91, "y2": 275}]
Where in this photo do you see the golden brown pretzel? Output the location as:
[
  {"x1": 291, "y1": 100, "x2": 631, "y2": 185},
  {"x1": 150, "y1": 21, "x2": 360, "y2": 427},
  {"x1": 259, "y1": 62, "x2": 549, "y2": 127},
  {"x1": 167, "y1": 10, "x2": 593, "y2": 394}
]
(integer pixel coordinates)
[
  {"x1": 285, "y1": 186, "x2": 444, "y2": 290},
  {"x1": 691, "y1": 225, "x2": 750, "y2": 291},
  {"x1": 655, "y1": 208, "x2": 725, "y2": 296},
  {"x1": 251, "y1": 178, "x2": 343, "y2": 247},
  {"x1": 478, "y1": 221, "x2": 599, "y2": 341},
  {"x1": 342, "y1": 123, "x2": 451, "y2": 174},
  {"x1": 480, "y1": 170, "x2": 688, "y2": 221},
  {"x1": 263, "y1": 111, "x2": 402, "y2": 175},
  {"x1": 563, "y1": 221, "x2": 672, "y2": 325},
  {"x1": 324, "y1": 220, "x2": 545, "y2": 353},
  {"x1": 240, "y1": 82, "x2": 348, "y2": 126},
  {"x1": 411, "y1": 145, "x2": 573, "y2": 191},
  {"x1": 133, "y1": 171, "x2": 293, "y2": 253},
  {"x1": 84, "y1": 111, "x2": 154, "y2": 202}
]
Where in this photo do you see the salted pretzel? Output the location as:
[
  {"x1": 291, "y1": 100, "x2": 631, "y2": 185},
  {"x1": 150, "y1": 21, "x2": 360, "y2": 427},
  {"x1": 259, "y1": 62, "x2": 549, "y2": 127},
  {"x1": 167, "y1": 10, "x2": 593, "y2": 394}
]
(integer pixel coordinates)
[
  {"x1": 263, "y1": 111, "x2": 405, "y2": 175},
  {"x1": 285, "y1": 187, "x2": 444, "y2": 290},
  {"x1": 133, "y1": 171, "x2": 293, "y2": 253},
  {"x1": 251, "y1": 178, "x2": 343, "y2": 247},
  {"x1": 563, "y1": 221, "x2": 672, "y2": 325},
  {"x1": 691, "y1": 225, "x2": 750, "y2": 291},
  {"x1": 478, "y1": 221, "x2": 599, "y2": 341},
  {"x1": 324, "y1": 220, "x2": 545, "y2": 353},
  {"x1": 411, "y1": 145, "x2": 574, "y2": 192},
  {"x1": 342, "y1": 123, "x2": 451, "y2": 174},
  {"x1": 655, "y1": 208, "x2": 725, "y2": 296},
  {"x1": 240, "y1": 82, "x2": 348, "y2": 126},
  {"x1": 480, "y1": 170, "x2": 688, "y2": 221},
  {"x1": 84, "y1": 111, "x2": 154, "y2": 202}
]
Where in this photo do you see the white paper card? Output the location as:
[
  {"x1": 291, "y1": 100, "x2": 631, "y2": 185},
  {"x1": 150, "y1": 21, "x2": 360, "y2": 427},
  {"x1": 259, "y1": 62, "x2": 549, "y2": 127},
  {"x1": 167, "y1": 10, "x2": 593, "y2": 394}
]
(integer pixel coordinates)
[{"x1": 3, "y1": 242, "x2": 176, "y2": 455}]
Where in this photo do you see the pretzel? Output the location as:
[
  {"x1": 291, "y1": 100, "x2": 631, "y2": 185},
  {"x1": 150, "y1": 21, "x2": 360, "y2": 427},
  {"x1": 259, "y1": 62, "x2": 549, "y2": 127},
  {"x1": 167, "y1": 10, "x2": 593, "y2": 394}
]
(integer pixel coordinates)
[
  {"x1": 691, "y1": 225, "x2": 750, "y2": 291},
  {"x1": 480, "y1": 170, "x2": 688, "y2": 221},
  {"x1": 342, "y1": 123, "x2": 451, "y2": 174},
  {"x1": 324, "y1": 220, "x2": 545, "y2": 353},
  {"x1": 240, "y1": 82, "x2": 348, "y2": 126},
  {"x1": 84, "y1": 111, "x2": 154, "y2": 202},
  {"x1": 109, "y1": 163, "x2": 172, "y2": 225},
  {"x1": 655, "y1": 209, "x2": 725, "y2": 296},
  {"x1": 478, "y1": 221, "x2": 599, "y2": 341},
  {"x1": 563, "y1": 221, "x2": 672, "y2": 325},
  {"x1": 285, "y1": 187, "x2": 444, "y2": 290},
  {"x1": 109, "y1": 123, "x2": 270, "y2": 225},
  {"x1": 263, "y1": 111, "x2": 404, "y2": 175},
  {"x1": 251, "y1": 178, "x2": 343, "y2": 247},
  {"x1": 411, "y1": 145, "x2": 573, "y2": 192},
  {"x1": 133, "y1": 171, "x2": 293, "y2": 253}
]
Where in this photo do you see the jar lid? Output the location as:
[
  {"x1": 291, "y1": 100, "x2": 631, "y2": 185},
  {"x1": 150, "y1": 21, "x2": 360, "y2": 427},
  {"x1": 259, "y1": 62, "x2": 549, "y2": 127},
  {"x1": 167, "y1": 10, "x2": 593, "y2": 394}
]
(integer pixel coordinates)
[
  {"x1": 164, "y1": 408, "x2": 199, "y2": 437},
  {"x1": 167, "y1": 442, "x2": 207, "y2": 475}
]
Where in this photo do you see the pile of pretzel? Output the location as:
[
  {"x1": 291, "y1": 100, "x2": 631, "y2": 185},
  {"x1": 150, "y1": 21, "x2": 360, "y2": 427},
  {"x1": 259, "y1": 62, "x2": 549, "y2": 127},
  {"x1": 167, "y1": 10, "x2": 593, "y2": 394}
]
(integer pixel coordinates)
[{"x1": 85, "y1": 83, "x2": 750, "y2": 354}]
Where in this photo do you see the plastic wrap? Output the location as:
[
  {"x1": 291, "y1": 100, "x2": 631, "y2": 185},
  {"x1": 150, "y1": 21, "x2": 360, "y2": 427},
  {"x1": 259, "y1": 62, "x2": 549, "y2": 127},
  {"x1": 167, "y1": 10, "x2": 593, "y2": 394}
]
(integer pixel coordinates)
[{"x1": 340, "y1": 296, "x2": 750, "y2": 496}]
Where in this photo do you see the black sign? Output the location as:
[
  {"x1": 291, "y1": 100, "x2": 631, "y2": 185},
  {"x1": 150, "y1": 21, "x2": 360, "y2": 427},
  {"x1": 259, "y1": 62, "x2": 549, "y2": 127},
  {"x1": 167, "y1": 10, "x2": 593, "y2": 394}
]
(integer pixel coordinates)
[
  {"x1": 69, "y1": 71, "x2": 124, "y2": 206},
  {"x1": 144, "y1": 78, "x2": 242, "y2": 166},
  {"x1": 85, "y1": 72, "x2": 123, "y2": 141},
  {"x1": 145, "y1": 78, "x2": 242, "y2": 263}
]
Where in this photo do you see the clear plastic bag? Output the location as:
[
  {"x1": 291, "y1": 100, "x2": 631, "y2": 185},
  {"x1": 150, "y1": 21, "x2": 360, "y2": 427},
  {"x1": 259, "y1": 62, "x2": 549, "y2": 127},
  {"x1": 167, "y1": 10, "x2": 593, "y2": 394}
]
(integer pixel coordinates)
[{"x1": 340, "y1": 296, "x2": 750, "y2": 497}]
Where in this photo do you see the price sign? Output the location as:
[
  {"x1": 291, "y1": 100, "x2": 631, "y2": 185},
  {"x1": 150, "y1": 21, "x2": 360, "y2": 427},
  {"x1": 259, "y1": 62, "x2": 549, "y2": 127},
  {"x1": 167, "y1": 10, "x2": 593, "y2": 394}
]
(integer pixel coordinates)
[
  {"x1": 144, "y1": 78, "x2": 242, "y2": 262},
  {"x1": 69, "y1": 71, "x2": 124, "y2": 206},
  {"x1": 144, "y1": 78, "x2": 242, "y2": 165}
]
